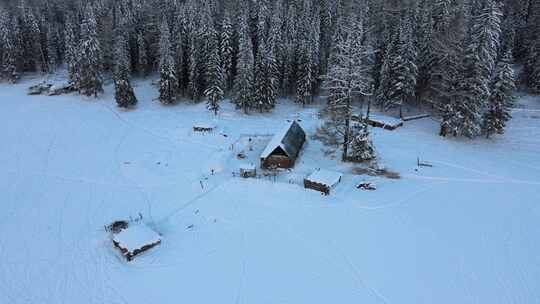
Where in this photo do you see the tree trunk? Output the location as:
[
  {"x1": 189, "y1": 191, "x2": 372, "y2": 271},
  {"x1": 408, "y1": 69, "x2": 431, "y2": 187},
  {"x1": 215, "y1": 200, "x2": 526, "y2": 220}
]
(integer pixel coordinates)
[
  {"x1": 366, "y1": 99, "x2": 371, "y2": 119},
  {"x1": 342, "y1": 119, "x2": 349, "y2": 162},
  {"x1": 439, "y1": 125, "x2": 447, "y2": 137},
  {"x1": 342, "y1": 97, "x2": 351, "y2": 162}
]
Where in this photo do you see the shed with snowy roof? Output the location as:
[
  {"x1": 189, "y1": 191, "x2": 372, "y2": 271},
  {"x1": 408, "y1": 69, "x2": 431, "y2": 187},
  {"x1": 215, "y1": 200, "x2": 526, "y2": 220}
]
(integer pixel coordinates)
[
  {"x1": 193, "y1": 123, "x2": 215, "y2": 132},
  {"x1": 304, "y1": 169, "x2": 343, "y2": 195},
  {"x1": 239, "y1": 163, "x2": 257, "y2": 178},
  {"x1": 260, "y1": 121, "x2": 306, "y2": 169},
  {"x1": 112, "y1": 224, "x2": 161, "y2": 261}
]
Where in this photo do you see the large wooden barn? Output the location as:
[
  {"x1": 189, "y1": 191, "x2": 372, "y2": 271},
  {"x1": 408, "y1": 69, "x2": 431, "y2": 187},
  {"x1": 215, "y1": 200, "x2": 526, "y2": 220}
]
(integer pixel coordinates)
[{"x1": 260, "y1": 121, "x2": 306, "y2": 169}]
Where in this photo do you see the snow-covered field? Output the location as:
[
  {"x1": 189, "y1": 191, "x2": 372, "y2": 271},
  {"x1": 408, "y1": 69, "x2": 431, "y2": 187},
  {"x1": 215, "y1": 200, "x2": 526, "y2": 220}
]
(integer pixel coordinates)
[{"x1": 1, "y1": 78, "x2": 539, "y2": 304}]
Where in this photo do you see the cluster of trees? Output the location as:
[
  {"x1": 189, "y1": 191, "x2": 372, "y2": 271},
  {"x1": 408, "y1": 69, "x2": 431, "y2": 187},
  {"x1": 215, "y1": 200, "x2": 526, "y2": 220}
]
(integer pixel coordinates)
[{"x1": 0, "y1": 0, "x2": 537, "y2": 142}]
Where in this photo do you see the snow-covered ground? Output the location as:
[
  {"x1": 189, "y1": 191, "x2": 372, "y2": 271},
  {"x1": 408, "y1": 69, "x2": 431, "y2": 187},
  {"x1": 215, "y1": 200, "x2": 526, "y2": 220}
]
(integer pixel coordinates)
[{"x1": 1, "y1": 78, "x2": 539, "y2": 304}]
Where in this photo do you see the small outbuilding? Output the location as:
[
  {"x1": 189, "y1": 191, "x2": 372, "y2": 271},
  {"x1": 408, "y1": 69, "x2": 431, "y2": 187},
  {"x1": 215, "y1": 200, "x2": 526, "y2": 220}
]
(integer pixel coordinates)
[
  {"x1": 112, "y1": 224, "x2": 161, "y2": 261},
  {"x1": 260, "y1": 121, "x2": 306, "y2": 169},
  {"x1": 27, "y1": 83, "x2": 52, "y2": 95},
  {"x1": 239, "y1": 163, "x2": 257, "y2": 178},
  {"x1": 352, "y1": 114, "x2": 403, "y2": 130},
  {"x1": 304, "y1": 169, "x2": 343, "y2": 195},
  {"x1": 193, "y1": 123, "x2": 215, "y2": 132},
  {"x1": 365, "y1": 114, "x2": 403, "y2": 130}
]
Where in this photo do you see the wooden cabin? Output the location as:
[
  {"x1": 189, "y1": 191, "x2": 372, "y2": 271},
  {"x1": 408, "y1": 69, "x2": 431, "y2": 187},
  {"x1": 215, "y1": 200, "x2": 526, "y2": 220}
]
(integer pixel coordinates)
[
  {"x1": 260, "y1": 121, "x2": 306, "y2": 169},
  {"x1": 304, "y1": 169, "x2": 343, "y2": 195},
  {"x1": 112, "y1": 224, "x2": 161, "y2": 261}
]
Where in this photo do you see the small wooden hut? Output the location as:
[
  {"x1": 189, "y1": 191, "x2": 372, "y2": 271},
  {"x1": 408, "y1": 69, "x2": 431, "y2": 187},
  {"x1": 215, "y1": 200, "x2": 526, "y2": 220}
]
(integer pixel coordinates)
[
  {"x1": 365, "y1": 114, "x2": 403, "y2": 130},
  {"x1": 260, "y1": 121, "x2": 306, "y2": 169},
  {"x1": 352, "y1": 114, "x2": 403, "y2": 130},
  {"x1": 239, "y1": 164, "x2": 257, "y2": 178},
  {"x1": 193, "y1": 123, "x2": 215, "y2": 132},
  {"x1": 112, "y1": 224, "x2": 161, "y2": 261},
  {"x1": 304, "y1": 170, "x2": 343, "y2": 195}
]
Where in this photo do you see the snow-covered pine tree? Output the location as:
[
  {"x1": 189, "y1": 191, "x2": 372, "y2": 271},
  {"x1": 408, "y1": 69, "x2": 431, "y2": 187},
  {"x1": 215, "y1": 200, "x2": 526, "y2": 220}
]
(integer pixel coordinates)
[
  {"x1": 524, "y1": 0, "x2": 540, "y2": 92},
  {"x1": 309, "y1": 2, "x2": 321, "y2": 96},
  {"x1": 77, "y1": 7, "x2": 103, "y2": 97},
  {"x1": 220, "y1": 10, "x2": 234, "y2": 93},
  {"x1": 0, "y1": 13, "x2": 18, "y2": 83},
  {"x1": 376, "y1": 29, "x2": 399, "y2": 110},
  {"x1": 188, "y1": 1, "x2": 213, "y2": 101},
  {"x1": 268, "y1": 0, "x2": 285, "y2": 95},
  {"x1": 396, "y1": 15, "x2": 419, "y2": 116},
  {"x1": 451, "y1": 68, "x2": 486, "y2": 138},
  {"x1": 136, "y1": 31, "x2": 149, "y2": 77},
  {"x1": 204, "y1": 29, "x2": 224, "y2": 115},
  {"x1": 0, "y1": 9, "x2": 4, "y2": 69},
  {"x1": 450, "y1": 0, "x2": 502, "y2": 138},
  {"x1": 233, "y1": 16, "x2": 255, "y2": 114},
  {"x1": 172, "y1": 5, "x2": 186, "y2": 93},
  {"x1": 0, "y1": 12, "x2": 5, "y2": 77},
  {"x1": 46, "y1": 23, "x2": 59, "y2": 73},
  {"x1": 433, "y1": 0, "x2": 452, "y2": 33},
  {"x1": 295, "y1": 0, "x2": 315, "y2": 106},
  {"x1": 528, "y1": 40, "x2": 540, "y2": 93},
  {"x1": 113, "y1": 29, "x2": 137, "y2": 108},
  {"x1": 321, "y1": 16, "x2": 374, "y2": 162},
  {"x1": 158, "y1": 19, "x2": 178, "y2": 105},
  {"x1": 318, "y1": 0, "x2": 333, "y2": 84},
  {"x1": 415, "y1": 0, "x2": 435, "y2": 103},
  {"x1": 428, "y1": 0, "x2": 467, "y2": 113},
  {"x1": 254, "y1": 38, "x2": 277, "y2": 112},
  {"x1": 19, "y1": 2, "x2": 44, "y2": 73},
  {"x1": 510, "y1": 0, "x2": 531, "y2": 61},
  {"x1": 282, "y1": 2, "x2": 298, "y2": 96},
  {"x1": 64, "y1": 17, "x2": 79, "y2": 87},
  {"x1": 256, "y1": 0, "x2": 271, "y2": 56},
  {"x1": 437, "y1": 35, "x2": 466, "y2": 136},
  {"x1": 523, "y1": 0, "x2": 540, "y2": 58},
  {"x1": 94, "y1": 3, "x2": 114, "y2": 72},
  {"x1": 296, "y1": 42, "x2": 314, "y2": 106},
  {"x1": 378, "y1": 15, "x2": 418, "y2": 116},
  {"x1": 350, "y1": 123, "x2": 376, "y2": 162},
  {"x1": 482, "y1": 53, "x2": 515, "y2": 138},
  {"x1": 499, "y1": 6, "x2": 517, "y2": 57}
]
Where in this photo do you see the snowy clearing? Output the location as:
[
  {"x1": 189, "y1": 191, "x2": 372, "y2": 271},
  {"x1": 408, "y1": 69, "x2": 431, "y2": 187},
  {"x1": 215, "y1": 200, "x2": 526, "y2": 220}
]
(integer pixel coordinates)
[{"x1": 1, "y1": 79, "x2": 539, "y2": 304}]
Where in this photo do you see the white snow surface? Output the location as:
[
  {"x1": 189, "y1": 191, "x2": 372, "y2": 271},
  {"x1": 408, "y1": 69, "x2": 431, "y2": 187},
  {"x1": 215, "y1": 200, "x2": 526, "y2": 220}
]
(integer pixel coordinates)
[
  {"x1": 306, "y1": 169, "x2": 342, "y2": 187},
  {"x1": 113, "y1": 224, "x2": 161, "y2": 252},
  {"x1": 1, "y1": 77, "x2": 540, "y2": 304}
]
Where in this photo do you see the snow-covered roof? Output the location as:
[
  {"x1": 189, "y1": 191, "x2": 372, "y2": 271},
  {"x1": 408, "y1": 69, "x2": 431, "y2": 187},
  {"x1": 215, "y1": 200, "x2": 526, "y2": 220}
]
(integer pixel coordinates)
[
  {"x1": 113, "y1": 224, "x2": 161, "y2": 252},
  {"x1": 239, "y1": 163, "x2": 256, "y2": 170},
  {"x1": 193, "y1": 123, "x2": 215, "y2": 129},
  {"x1": 260, "y1": 121, "x2": 306, "y2": 159},
  {"x1": 367, "y1": 114, "x2": 403, "y2": 128},
  {"x1": 306, "y1": 170, "x2": 343, "y2": 188}
]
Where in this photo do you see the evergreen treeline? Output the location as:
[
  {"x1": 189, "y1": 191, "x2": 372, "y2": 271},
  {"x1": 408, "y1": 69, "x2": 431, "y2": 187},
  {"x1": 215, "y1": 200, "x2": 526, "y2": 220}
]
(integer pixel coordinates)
[{"x1": 0, "y1": 0, "x2": 536, "y2": 138}]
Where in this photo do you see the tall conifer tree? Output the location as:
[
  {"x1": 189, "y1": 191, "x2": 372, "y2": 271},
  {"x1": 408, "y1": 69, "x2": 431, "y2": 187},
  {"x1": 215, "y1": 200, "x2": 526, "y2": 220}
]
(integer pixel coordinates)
[{"x1": 158, "y1": 19, "x2": 178, "y2": 104}]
